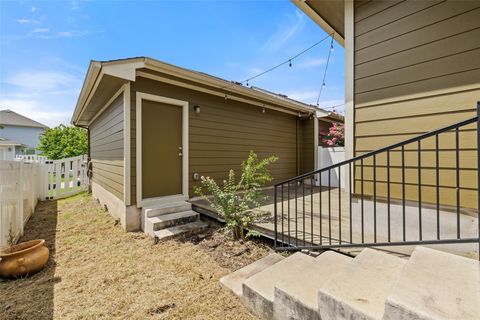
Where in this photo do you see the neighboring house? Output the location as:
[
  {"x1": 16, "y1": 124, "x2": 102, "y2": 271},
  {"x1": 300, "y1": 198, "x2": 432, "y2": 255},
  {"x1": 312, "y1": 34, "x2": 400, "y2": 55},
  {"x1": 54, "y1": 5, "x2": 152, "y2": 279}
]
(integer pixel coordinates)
[
  {"x1": 294, "y1": 0, "x2": 480, "y2": 210},
  {"x1": 71, "y1": 57, "x2": 333, "y2": 231},
  {"x1": 0, "y1": 138, "x2": 26, "y2": 160},
  {"x1": 0, "y1": 109, "x2": 48, "y2": 156}
]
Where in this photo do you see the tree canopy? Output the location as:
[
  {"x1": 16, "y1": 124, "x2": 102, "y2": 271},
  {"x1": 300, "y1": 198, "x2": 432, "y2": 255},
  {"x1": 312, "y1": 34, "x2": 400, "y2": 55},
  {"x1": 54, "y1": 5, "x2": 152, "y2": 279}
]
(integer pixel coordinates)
[{"x1": 38, "y1": 125, "x2": 87, "y2": 160}]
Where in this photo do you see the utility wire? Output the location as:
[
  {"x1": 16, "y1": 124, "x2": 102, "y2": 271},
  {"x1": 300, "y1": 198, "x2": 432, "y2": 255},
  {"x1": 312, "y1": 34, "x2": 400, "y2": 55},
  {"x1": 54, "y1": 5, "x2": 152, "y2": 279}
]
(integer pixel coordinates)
[
  {"x1": 316, "y1": 35, "x2": 335, "y2": 106},
  {"x1": 241, "y1": 33, "x2": 333, "y2": 86}
]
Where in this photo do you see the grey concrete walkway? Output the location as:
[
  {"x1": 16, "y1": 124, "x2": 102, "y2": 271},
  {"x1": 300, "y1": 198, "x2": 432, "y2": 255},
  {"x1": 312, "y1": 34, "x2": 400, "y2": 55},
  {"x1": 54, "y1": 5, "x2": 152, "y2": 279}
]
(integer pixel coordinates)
[{"x1": 192, "y1": 186, "x2": 479, "y2": 259}]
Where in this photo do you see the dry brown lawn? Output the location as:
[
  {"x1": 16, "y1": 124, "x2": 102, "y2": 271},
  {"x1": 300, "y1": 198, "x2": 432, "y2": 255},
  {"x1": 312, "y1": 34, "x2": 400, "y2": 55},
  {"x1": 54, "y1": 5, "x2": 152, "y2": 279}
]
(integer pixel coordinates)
[{"x1": 0, "y1": 193, "x2": 271, "y2": 319}]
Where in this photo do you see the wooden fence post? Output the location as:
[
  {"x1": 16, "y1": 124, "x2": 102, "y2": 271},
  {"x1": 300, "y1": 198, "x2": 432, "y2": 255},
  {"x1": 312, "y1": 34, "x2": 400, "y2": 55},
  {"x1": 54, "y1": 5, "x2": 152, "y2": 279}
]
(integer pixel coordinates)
[{"x1": 18, "y1": 160, "x2": 24, "y2": 237}]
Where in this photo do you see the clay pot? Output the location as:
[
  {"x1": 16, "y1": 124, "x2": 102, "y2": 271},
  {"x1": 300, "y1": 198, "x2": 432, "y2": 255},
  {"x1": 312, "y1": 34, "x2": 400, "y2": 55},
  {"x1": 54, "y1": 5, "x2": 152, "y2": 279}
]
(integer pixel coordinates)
[{"x1": 0, "y1": 239, "x2": 49, "y2": 278}]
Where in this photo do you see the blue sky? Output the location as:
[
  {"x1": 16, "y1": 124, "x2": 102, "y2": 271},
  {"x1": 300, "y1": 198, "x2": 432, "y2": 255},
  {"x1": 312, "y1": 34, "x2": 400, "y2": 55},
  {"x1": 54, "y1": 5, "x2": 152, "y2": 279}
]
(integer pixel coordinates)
[{"x1": 0, "y1": 0, "x2": 344, "y2": 127}]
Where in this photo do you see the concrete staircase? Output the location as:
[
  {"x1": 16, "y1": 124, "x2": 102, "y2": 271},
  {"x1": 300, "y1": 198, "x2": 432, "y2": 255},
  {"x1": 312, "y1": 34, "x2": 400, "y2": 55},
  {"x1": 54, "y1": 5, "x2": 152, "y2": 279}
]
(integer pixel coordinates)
[
  {"x1": 221, "y1": 247, "x2": 480, "y2": 320},
  {"x1": 142, "y1": 201, "x2": 208, "y2": 240}
]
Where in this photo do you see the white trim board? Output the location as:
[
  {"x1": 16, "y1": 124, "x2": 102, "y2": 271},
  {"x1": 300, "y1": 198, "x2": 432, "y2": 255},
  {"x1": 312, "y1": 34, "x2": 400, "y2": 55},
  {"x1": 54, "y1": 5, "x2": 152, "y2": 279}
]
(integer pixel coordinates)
[
  {"x1": 344, "y1": 0, "x2": 355, "y2": 191},
  {"x1": 135, "y1": 92, "x2": 189, "y2": 208},
  {"x1": 124, "y1": 82, "x2": 131, "y2": 206}
]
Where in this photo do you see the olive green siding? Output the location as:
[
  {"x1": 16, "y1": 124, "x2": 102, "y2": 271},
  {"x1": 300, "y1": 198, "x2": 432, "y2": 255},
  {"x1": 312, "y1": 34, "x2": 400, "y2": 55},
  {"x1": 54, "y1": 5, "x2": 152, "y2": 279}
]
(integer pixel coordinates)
[
  {"x1": 354, "y1": 0, "x2": 480, "y2": 209},
  {"x1": 299, "y1": 117, "x2": 315, "y2": 174},
  {"x1": 130, "y1": 76, "x2": 313, "y2": 205},
  {"x1": 89, "y1": 94, "x2": 124, "y2": 200}
]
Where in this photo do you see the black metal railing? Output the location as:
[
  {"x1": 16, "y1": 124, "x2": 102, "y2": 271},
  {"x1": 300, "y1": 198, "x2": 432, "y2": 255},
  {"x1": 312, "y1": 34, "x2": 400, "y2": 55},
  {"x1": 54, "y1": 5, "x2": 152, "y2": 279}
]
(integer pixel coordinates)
[{"x1": 274, "y1": 103, "x2": 480, "y2": 258}]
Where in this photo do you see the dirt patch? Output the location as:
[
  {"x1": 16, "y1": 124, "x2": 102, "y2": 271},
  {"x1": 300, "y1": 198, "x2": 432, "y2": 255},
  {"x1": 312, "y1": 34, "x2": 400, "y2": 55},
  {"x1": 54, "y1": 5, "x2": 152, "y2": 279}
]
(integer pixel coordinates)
[
  {"x1": 0, "y1": 193, "x2": 269, "y2": 320},
  {"x1": 184, "y1": 229, "x2": 271, "y2": 271}
]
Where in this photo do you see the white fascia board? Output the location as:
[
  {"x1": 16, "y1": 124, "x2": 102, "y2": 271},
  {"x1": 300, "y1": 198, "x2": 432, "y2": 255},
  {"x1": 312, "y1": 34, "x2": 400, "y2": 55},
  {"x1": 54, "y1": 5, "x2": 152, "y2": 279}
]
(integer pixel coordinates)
[
  {"x1": 315, "y1": 109, "x2": 331, "y2": 118},
  {"x1": 71, "y1": 61, "x2": 102, "y2": 125},
  {"x1": 102, "y1": 60, "x2": 145, "y2": 81}
]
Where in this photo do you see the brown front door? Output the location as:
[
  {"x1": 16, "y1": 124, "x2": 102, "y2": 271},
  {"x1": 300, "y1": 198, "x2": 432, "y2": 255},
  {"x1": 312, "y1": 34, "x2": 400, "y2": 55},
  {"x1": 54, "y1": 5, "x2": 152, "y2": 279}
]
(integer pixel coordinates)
[{"x1": 142, "y1": 99, "x2": 183, "y2": 199}]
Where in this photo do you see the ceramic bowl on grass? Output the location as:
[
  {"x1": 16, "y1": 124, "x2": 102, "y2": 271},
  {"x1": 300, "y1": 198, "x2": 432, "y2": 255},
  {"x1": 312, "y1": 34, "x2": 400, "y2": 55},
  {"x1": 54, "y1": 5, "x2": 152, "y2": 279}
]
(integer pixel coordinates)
[{"x1": 0, "y1": 239, "x2": 49, "y2": 278}]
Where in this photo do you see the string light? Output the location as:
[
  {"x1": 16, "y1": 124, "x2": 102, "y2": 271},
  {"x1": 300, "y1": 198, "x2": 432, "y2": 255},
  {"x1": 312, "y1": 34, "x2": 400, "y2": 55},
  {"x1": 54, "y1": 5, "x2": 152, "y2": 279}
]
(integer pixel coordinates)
[
  {"x1": 316, "y1": 34, "x2": 335, "y2": 106},
  {"x1": 239, "y1": 33, "x2": 333, "y2": 86},
  {"x1": 324, "y1": 103, "x2": 345, "y2": 110}
]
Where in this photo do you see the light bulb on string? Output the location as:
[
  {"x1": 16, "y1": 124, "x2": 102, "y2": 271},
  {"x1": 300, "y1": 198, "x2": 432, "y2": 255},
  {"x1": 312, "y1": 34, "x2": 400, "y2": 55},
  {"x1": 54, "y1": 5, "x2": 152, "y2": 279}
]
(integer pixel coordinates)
[
  {"x1": 330, "y1": 44, "x2": 334, "y2": 52},
  {"x1": 289, "y1": 59, "x2": 292, "y2": 67}
]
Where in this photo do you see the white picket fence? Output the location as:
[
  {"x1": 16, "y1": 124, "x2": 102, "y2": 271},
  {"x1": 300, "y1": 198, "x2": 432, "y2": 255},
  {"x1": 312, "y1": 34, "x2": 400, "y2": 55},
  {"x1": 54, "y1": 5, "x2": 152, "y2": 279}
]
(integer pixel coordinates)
[{"x1": 0, "y1": 155, "x2": 88, "y2": 249}]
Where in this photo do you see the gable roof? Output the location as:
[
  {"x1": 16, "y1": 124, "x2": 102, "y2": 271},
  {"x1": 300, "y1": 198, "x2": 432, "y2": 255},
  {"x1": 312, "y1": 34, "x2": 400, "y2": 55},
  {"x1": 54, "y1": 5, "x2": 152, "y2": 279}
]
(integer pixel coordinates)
[
  {"x1": 72, "y1": 57, "x2": 330, "y2": 126},
  {"x1": 0, "y1": 109, "x2": 48, "y2": 129}
]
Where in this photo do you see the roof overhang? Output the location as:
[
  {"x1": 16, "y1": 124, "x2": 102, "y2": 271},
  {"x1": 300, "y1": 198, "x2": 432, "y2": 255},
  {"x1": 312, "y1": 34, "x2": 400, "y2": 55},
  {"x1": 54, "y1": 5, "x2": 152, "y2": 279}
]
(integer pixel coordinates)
[
  {"x1": 292, "y1": 0, "x2": 345, "y2": 47},
  {"x1": 72, "y1": 57, "x2": 328, "y2": 126}
]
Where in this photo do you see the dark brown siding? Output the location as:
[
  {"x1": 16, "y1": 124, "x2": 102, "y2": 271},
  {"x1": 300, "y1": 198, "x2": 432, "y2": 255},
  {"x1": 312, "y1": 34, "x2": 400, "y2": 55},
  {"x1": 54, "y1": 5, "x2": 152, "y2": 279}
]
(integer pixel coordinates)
[
  {"x1": 90, "y1": 94, "x2": 124, "y2": 200},
  {"x1": 354, "y1": 0, "x2": 480, "y2": 209},
  {"x1": 130, "y1": 76, "x2": 310, "y2": 204}
]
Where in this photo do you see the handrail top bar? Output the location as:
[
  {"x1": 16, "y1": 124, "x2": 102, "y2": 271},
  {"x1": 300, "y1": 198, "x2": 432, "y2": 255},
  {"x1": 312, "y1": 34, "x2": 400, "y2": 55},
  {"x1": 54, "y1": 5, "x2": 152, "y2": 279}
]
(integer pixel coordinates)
[{"x1": 275, "y1": 115, "x2": 478, "y2": 186}]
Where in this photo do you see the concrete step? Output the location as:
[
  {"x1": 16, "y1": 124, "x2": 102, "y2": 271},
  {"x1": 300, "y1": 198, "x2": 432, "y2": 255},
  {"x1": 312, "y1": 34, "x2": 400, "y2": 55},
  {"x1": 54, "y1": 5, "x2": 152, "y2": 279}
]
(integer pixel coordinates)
[
  {"x1": 242, "y1": 252, "x2": 316, "y2": 319},
  {"x1": 383, "y1": 246, "x2": 480, "y2": 320},
  {"x1": 144, "y1": 201, "x2": 192, "y2": 218},
  {"x1": 318, "y1": 248, "x2": 407, "y2": 320},
  {"x1": 149, "y1": 210, "x2": 199, "y2": 231},
  {"x1": 153, "y1": 220, "x2": 208, "y2": 241},
  {"x1": 273, "y1": 251, "x2": 352, "y2": 320},
  {"x1": 220, "y1": 253, "x2": 285, "y2": 297}
]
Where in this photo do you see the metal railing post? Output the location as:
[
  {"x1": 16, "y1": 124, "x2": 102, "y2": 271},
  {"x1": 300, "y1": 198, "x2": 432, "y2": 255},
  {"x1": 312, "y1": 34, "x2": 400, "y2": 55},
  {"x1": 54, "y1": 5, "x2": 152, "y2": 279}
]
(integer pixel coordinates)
[{"x1": 274, "y1": 184, "x2": 277, "y2": 249}]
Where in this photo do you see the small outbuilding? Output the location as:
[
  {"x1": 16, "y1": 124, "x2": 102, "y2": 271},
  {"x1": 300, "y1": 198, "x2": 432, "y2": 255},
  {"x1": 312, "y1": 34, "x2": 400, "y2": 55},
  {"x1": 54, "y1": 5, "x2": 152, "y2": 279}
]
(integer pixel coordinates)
[{"x1": 71, "y1": 57, "x2": 333, "y2": 231}]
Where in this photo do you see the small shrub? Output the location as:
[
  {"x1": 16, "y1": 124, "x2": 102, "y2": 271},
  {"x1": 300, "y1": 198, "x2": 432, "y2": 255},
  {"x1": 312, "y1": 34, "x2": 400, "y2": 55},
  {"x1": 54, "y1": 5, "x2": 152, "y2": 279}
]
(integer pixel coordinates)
[{"x1": 195, "y1": 151, "x2": 278, "y2": 240}]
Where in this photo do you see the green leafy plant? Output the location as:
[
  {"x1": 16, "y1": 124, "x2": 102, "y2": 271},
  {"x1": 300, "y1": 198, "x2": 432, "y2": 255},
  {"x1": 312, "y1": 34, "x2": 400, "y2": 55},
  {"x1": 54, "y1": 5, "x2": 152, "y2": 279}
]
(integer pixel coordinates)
[
  {"x1": 195, "y1": 151, "x2": 278, "y2": 240},
  {"x1": 38, "y1": 125, "x2": 87, "y2": 160}
]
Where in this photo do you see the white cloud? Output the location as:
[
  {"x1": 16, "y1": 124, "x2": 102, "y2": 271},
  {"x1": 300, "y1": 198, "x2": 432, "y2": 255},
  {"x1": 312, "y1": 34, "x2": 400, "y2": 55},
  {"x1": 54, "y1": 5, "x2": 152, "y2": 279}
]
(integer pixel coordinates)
[
  {"x1": 30, "y1": 28, "x2": 50, "y2": 33},
  {"x1": 31, "y1": 6, "x2": 37, "y2": 12},
  {"x1": 284, "y1": 89, "x2": 319, "y2": 104},
  {"x1": 15, "y1": 18, "x2": 39, "y2": 24},
  {"x1": 5, "y1": 71, "x2": 80, "y2": 92},
  {"x1": 71, "y1": 1, "x2": 79, "y2": 10},
  {"x1": 1, "y1": 68, "x2": 82, "y2": 127},
  {"x1": 262, "y1": 11, "x2": 305, "y2": 51},
  {"x1": 34, "y1": 30, "x2": 89, "y2": 39},
  {"x1": 0, "y1": 99, "x2": 72, "y2": 127},
  {"x1": 297, "y1": 58, "x2": 327, "y2": 69}
]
